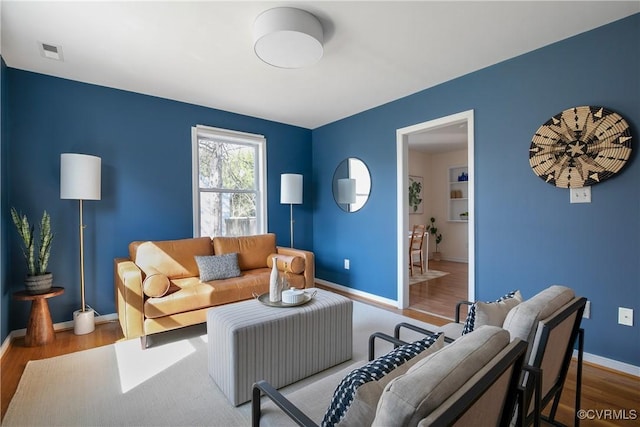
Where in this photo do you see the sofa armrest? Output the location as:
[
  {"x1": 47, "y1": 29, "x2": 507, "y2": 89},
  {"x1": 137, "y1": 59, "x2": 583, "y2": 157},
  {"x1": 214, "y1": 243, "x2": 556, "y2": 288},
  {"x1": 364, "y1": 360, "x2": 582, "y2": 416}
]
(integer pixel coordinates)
[
  {"x1": 114, "y1": 257, "x2": 145, "y2": 339},
  {"x1": 276, "y1": 246, "x2": 315, "y2": 288}
]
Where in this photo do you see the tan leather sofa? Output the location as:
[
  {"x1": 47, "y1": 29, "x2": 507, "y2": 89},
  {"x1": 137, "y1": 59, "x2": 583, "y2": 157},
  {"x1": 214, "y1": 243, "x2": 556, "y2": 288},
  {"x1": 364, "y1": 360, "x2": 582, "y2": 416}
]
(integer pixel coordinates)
[{"x1": 114, "y1": 233, "x2": 314, "y2": 346}]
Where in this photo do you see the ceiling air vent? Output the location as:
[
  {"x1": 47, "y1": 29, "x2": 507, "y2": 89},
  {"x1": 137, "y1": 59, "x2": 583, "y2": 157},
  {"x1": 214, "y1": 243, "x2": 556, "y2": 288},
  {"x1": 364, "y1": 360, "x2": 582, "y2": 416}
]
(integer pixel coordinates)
[{"x1": 38, "y1": 42, "x2": 64, "y2": 61}]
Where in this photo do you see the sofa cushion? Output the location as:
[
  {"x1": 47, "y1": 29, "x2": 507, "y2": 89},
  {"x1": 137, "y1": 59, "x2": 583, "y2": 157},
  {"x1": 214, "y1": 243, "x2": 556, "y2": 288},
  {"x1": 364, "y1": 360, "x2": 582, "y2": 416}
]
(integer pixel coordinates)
[
  {"x1": 195, "y1": 253, "x2": 241, "y2": 281},
  {"x1": 130, "y1": 237, "x2": 213, "y2": 279},
  {"x1": 267, "y1": 254, "x2": 305, "y2": 274},
  {"x1": 437, "y1": 322, "x2": 464, "y2": 340},
  {"x1": 372, "y1": 326, "x2": 509, "y2": 427},
  {"x1": 142, "y1": 268, "x2": 171, "y2": 298},
  {"x1": 461, "y1": 290, "x2": 523, "y2": 335},
  {"x1": 322, "y1": 333, "x2": 444, "y2": 427},
  {"x1": 213, "y1": 233, "x2": 276, "y2": 271},
  {"x1": 502, "y1": 285, "x2": 574, "y2": 345},
  {"x1": 144, "y1": 271, "x2": 271, "y2": 318},
  {"x1": 281, "y1": 272, "x2": 306, "y2": 289}
]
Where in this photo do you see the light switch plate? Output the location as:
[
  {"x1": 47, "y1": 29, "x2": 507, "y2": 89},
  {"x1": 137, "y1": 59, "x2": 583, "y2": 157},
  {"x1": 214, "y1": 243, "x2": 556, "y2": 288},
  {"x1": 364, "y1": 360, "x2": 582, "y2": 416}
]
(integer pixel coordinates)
[
  {"x1": 583, "y1": 300, "x2": 590, "y2": 319},
  {"x1": 618, "y1": 307, "x2": 633, "y2": 326},
  {"x1": 570, "y1": 186, "x2": 591, "y2": 203}
]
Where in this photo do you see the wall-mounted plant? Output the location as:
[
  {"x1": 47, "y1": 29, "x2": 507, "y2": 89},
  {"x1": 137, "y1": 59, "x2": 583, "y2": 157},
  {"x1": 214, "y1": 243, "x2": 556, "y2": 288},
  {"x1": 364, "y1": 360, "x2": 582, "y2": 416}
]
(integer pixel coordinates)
[{"x1": 408, "y1": 175, "x2": 423, "y2": 214}]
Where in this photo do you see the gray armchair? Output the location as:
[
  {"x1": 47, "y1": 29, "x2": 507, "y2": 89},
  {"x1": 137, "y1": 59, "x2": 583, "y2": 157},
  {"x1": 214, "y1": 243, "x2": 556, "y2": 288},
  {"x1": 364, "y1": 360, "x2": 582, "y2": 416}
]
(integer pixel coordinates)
[
  {"x1": 393, "y1": 285, "x2": 586, "y2": 427},
  {"x1": 252, "y1": 326, "x2": 528, "y2": 427}
]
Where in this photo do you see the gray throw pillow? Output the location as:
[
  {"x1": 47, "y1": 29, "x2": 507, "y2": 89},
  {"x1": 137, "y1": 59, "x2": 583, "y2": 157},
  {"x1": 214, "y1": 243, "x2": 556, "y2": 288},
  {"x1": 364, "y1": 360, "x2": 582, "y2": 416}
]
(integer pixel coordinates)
[
  {"x1": 461, "y1": 290, "x2": 523, "y2": 335},
  {"x1": 195, "y1": 253, "x2": 241, "y2": 281}
]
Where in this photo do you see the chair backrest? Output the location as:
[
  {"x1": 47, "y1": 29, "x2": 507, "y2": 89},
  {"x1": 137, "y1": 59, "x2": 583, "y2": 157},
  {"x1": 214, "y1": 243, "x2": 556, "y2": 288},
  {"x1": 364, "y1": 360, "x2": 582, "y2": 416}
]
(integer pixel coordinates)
[
  {"x1": 372, "y1": 326, "x2": 526, "y2": 427},
  {"x1": 522, "y1": 296, "x2": 586, "y2": 421},
  {"x1": 420, "y1": 338, "x2": 527, "y2": 426},
  {"x1": 410, "y1": 224, "x2": 426, "y2": 252},
  {"x1": 502, "y1": 285, "x2": 575, "y2": 357}
]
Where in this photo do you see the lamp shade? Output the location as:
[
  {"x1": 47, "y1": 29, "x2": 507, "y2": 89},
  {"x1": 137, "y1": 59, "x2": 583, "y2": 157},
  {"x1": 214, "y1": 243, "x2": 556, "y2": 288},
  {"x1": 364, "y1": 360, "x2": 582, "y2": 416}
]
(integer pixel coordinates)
[
  {"x1": 253, "y1": 7, "x2": 323, "y2": 69},
  {"x1": 60, "y1": 153, "x2": 102, "y2": 200},
  {"x1": 280, "y1": 173, "x2": 303, "y2": 204},
  {"x1": 337, "y1": 178, "x2": 357, "y2": 204}
]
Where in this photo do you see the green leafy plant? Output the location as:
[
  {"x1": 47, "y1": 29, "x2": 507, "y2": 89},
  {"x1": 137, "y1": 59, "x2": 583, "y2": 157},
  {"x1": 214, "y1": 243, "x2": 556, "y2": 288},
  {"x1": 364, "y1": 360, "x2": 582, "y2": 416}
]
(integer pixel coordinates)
[
  {"x1": 408, "y1": 179, "x2": 422, "y2": 213},
  {"x1": 10, "y1": 207, "x2": 53, "y2": 276},
  {"x1": 428, "y1": 216, "x2": 443, "y2": 252}
]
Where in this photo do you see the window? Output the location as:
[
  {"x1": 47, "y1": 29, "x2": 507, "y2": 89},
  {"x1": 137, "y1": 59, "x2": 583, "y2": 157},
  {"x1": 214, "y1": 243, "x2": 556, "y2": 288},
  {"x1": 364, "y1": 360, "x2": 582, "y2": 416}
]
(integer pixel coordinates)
[{"x1": 192, "y1": 125, "x2": 267, "y2": 237}]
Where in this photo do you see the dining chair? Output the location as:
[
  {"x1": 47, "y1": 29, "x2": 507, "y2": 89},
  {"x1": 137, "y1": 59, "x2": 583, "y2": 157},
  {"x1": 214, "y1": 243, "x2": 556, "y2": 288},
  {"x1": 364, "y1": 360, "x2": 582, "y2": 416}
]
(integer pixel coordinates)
[{"x1": 409, "y1": 224, "x2": 426, "y2": 276}]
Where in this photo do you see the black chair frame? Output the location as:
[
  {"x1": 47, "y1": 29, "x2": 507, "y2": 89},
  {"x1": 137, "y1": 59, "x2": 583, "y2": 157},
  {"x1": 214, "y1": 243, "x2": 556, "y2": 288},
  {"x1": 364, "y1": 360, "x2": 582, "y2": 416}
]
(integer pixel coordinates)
[
  {"x1": 252, "y1": 338, "x2": 536, "y2": 427},
  {"x1": 522, "y1": 297, "x2": 586, "y2": 427},
  {"x1": 391, "y1": 299, "x2": 474, "y2": 345},
  {"x1": 379, "y1": 297, "x2": 585, "y2": 427},
  {"x1": 252, "y1": 380, "x2": 318, "y2": 427}
]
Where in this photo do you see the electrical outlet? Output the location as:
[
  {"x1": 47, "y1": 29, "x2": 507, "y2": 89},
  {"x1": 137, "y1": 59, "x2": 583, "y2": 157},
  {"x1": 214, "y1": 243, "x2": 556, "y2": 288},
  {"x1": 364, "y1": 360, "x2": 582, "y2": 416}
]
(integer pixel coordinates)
[
  {"x1": 618, "y1": 307, "x2": 633, "y2": 326},
  {"x1": 344, "y1": 259, "x2": 350, "y2": 270},
  {"x1": 583, "y1": 300, "x2": 590, "y2": 319},
  {"x1": 570, "y1": 186, "x2": 591, "y2": 203}
]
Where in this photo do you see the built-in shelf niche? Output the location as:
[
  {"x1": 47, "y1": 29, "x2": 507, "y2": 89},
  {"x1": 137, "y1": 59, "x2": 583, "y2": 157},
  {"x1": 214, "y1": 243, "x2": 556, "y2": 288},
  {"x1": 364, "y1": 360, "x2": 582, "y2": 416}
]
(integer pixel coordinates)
[{"x1": 449, "y1": 165, "x2": 468, "y2": 222}]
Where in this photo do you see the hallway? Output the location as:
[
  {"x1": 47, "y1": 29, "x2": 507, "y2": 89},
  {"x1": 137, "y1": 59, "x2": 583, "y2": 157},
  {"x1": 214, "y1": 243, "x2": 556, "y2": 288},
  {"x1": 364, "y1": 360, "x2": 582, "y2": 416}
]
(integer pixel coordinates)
[{"x1": 409, "y1": 259, "x2": 468, "y2": 320}]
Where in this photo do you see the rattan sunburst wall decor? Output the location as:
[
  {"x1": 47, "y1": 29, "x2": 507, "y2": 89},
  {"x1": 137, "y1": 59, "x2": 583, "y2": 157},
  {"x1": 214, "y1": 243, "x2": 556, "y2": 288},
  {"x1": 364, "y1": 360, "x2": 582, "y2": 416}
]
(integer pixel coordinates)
[{"x1": 529, "y1": 106, "x2": 632, "y2": 188}]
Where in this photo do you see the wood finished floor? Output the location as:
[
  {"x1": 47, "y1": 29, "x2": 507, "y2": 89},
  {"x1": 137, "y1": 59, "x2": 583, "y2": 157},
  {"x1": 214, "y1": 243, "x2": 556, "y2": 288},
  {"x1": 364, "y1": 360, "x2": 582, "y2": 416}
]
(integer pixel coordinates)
[
  {"x1": 2, "y1": 289, "x2": 639, "y2": 425},
  {"x1": 409, "y1": 259, "x2": 469, "y2": 320}
]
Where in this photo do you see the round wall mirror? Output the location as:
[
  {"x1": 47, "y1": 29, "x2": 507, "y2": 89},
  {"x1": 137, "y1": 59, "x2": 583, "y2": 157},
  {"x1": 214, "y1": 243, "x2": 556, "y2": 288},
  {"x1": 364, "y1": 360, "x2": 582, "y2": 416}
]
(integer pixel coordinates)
[{"x1": 332, "y1": 157, "x2": 371, "y2": 212}]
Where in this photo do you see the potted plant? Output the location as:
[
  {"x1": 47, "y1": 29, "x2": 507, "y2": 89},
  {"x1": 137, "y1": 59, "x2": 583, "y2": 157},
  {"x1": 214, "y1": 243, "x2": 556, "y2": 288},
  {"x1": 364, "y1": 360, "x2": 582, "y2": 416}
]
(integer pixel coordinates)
[
  {"x1": 428, "y1": 217, "x2": 443, "y2": 261},
  {"x1": 11, "y1": 207, "x2": 54, "y2": 294}
]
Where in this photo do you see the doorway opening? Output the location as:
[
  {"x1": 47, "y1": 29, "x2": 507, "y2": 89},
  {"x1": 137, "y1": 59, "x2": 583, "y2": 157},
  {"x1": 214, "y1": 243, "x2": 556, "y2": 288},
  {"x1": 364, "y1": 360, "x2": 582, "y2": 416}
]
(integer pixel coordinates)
[{"x1": 396, "y1": 110, "x2": 475, "y2": 317}]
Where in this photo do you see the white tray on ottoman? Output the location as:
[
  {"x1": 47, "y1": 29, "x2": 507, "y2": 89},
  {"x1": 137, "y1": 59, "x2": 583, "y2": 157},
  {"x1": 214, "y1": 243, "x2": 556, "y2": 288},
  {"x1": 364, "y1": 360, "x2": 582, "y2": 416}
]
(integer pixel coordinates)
[{"x1": 206, "y1": 287, "x2": 353, "y2": 406}]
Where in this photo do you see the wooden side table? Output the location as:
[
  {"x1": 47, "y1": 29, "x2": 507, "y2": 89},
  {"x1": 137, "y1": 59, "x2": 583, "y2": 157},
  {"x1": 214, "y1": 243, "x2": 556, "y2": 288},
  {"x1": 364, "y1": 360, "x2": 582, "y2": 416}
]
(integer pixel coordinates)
[{"x1": 13, "y1": 287, "x2": 65, "y2": 347}]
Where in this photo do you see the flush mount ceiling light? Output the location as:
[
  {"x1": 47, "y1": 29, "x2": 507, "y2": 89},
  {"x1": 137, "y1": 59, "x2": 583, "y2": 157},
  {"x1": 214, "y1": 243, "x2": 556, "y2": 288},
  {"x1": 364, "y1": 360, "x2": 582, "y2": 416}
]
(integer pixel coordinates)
[{"x1": 253, "y1": 7, "x2": 323, "y2": 69}]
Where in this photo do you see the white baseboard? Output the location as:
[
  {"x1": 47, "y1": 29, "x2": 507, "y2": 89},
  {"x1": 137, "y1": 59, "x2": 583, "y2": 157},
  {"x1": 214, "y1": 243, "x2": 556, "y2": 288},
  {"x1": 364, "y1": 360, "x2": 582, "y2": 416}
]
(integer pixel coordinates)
[
  {"x1": 443, "y1": 257, "x2": 468, "y2": 263},
  {"x1": 0, "y1": 333, "x2": 14, "y2": 358},
  {"x1": 314, "y1": 279, "x2": 398, "y2": 307},
  {"x1": 430, "y1": 256, "x2": 468, "y2": 263},
  {"x1": 574, "y1": 349, "x2": 639, "y2": 377},
  {"x1": 0, "y1": 312, "x2": 119, "y2": 358},
  {"x1": 3, "y1": 303, "x2": 638, "y2": 379},
  {"x1": 315, "y1": 279, "x2": 639, "y2": 377}
]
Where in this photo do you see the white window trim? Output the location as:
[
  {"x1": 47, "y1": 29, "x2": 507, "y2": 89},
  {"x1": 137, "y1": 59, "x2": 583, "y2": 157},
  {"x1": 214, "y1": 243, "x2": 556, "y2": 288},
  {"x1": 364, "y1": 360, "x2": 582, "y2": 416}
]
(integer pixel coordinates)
[{"x1": 191, "y1": 125, "x2": 267, "y2": 237}]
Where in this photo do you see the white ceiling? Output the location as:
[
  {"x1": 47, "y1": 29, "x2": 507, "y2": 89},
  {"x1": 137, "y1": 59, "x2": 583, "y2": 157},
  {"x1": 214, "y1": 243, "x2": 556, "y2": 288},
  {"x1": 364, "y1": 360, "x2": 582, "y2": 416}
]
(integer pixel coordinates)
[
  {"x1": 409, "y1": 121, "x2": 468, "y2": 154},
  {"x1": 2, "y1": 1, "x2": 638, "y2": 130}
]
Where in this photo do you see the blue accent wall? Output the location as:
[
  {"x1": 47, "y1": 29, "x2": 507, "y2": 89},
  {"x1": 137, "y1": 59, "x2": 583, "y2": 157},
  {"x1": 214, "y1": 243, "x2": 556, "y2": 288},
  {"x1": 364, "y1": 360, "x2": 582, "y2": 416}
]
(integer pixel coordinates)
[
  {"x1": 312, "y1": 14, "x2": 639, "y2": 365},
  {"x1": 2, "y1": 71, "x2": 312, "y2": 336},
  {"x1": 2, "y1": 14, "x2": 638, "y2": 366}
]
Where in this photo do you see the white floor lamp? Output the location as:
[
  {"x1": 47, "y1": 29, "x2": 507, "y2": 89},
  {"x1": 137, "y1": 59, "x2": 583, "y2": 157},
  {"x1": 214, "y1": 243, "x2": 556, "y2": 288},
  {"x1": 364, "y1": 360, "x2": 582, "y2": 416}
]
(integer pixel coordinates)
[
  {"x1": 60, "y1": 153, "x2": 101, "y2": 335},
  {"x1": 280, "y1": 174, "x2": 303, "y2": 247}
]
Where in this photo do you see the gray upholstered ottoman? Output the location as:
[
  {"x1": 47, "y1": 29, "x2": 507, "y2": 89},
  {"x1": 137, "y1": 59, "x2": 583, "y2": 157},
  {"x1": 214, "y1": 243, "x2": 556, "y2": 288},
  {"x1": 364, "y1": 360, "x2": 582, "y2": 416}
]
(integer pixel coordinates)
[{"x1": 207, "y1": 287, "x2": 353, "y2": 406}]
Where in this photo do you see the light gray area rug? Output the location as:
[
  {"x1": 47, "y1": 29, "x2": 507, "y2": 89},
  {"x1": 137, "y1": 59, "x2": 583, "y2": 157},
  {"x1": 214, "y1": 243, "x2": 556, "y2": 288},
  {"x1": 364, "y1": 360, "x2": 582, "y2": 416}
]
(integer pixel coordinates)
[
  {"x1": 409, "y1": 269, "x2": 450, "y2": 285},
  {"x1": 4, "y1": 301, "x2": 437, "y2": 427}
]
